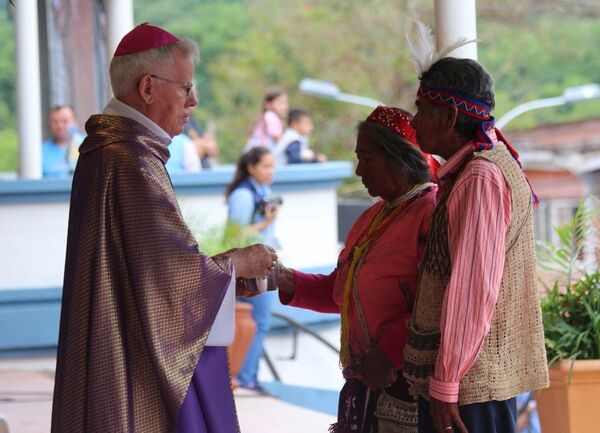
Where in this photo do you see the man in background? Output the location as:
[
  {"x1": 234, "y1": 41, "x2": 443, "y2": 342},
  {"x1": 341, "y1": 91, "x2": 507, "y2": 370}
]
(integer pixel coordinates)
[{"x1": 41, "y1": 105, "x2": 84, "y2": 177}]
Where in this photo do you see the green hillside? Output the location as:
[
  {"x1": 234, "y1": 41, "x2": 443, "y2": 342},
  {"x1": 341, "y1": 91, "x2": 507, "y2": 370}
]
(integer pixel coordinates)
[{"x1": 1, "y1": 0, "x2": 599, "y2": 170}]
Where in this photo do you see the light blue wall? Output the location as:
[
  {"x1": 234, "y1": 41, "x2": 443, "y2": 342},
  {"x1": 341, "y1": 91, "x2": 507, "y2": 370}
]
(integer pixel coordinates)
[
  {"x1": 0, "y1": 266, "x2": 338, "y2": 353},
  {"x1": 0, "y1": 289, "x2": 62, "y2": 353},
  {"x1": 0, "y1": 163, "x2": 351, "y2": 353},
  {"x1": 0, "y1": 161, "x2": 353, "y2": 203}
]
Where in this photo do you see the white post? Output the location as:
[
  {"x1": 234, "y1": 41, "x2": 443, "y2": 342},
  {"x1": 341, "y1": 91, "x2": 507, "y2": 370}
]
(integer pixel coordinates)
[
  {"x1": 104, "y1": 0, "x2": 134, "y2": 62},
  {"x1": 15, "y1": 0, "x2": 43, "y2": 179},
  {"x1": 434, "y1": 0, "x2": 478, "y2": 60}
]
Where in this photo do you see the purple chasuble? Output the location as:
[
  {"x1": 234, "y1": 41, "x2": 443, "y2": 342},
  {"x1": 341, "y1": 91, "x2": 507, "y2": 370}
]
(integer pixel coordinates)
[
  {"x1": 51, "y1": 114, "x2": 233, "y2": 433},
  {"x1": 177, "y1": 347, "x2": 239, "y2": 433}
]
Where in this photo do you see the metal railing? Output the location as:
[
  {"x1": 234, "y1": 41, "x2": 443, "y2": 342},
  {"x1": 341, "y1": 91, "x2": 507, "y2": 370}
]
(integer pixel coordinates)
[
  {"x1": 262, "y1": 311, "x2": 339, "y2": 382},
  {"x1": 260, "y1": 312, "x2": 538, "y2": 433}
]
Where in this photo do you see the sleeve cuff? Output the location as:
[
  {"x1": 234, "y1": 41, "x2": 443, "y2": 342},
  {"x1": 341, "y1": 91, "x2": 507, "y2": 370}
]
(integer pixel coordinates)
[
  {"x1": 278, "y1": 286, "x2": 294, "y2": 305},
  {"x1": 429, "y1": 377, "x2": 460, "y2": 403},
  {"x1": 210, "y1": 254, "x2": 233, "y2": 274},
  {"x1": 278, "y1": 269, "x2": 302, "y2": 305}
]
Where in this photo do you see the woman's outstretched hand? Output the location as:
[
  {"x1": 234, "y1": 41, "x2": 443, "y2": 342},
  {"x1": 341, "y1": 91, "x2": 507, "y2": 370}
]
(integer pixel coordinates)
[{"x1": 275, "y1": 263, "x2": 296, "y2": 300}]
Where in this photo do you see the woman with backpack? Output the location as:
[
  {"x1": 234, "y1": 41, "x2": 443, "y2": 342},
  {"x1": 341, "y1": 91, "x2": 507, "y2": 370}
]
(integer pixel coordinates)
[{"x1": 225, "y1": 146, "x2": 281, "y2": 391}]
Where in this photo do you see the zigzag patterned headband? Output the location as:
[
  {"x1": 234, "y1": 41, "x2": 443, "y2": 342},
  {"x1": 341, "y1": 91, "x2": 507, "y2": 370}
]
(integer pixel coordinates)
[
  {"x1": 416, "y1": 84, "x2": 534, "y2": 197},
  {"x1": 417, "y1": 84, "x2": 492, "y2": 121},
  {"x1": 417, "y1": 83, "x2": 497, "y2": 154}
]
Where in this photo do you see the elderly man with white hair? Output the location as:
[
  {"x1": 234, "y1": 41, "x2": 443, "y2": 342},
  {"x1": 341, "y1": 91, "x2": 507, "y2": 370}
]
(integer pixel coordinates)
[
  {"x1": 50, "y1": 23, "x2": 277, "y2": 433},
  {"x1": 403, "y1": 23, "x2": 549, "y2": 433}
]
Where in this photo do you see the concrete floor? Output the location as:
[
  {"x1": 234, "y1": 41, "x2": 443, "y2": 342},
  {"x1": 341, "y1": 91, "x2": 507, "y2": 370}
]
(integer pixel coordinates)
[
  {"x1": 0, "y1": 325, "x2": 342, "y2": 433},
  {"x1": 0, "y1": 364, "x2": 336, "y2": 433}
]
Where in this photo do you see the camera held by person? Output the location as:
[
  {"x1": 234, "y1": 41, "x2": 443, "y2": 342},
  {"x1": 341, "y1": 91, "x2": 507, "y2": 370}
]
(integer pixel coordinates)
[{"x1": 255, "y1": 196, "x2": 283, "y2": 217}]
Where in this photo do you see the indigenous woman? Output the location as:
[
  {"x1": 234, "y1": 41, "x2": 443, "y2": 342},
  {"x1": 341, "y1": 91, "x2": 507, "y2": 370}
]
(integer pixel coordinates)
[{"x1": 276, "y1": 106, "x2": 437, "y2": 433}]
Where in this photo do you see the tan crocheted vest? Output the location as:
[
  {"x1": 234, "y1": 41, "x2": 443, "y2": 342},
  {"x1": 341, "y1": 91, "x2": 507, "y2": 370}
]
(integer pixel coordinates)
[{"x1": 403, "y1": 143, "x2": 549, "y2": 405}]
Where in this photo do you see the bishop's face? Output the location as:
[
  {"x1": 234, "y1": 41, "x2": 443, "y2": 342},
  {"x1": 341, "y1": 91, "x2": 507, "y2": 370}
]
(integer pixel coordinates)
[{"x1": 149, "y1": 53, "x2": 197, "y2": 138}]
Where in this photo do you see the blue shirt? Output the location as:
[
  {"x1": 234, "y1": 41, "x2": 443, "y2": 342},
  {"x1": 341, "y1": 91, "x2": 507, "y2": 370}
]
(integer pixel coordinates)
[
  {"x1": 227, "y1": 177, "x2": 279, "y2": 248},
  {"x1": 165, "y1": 134, "x2": 200, "y2": 174},
  {"x1": 42, "y1": 140, "x2": 68, "y2": 178},
  {"x1": 42, "y1": 130, "x2": 85, "y2": 178},
  {"x1": 165, "y1": 135, "x2": 187, "y2": 174}
]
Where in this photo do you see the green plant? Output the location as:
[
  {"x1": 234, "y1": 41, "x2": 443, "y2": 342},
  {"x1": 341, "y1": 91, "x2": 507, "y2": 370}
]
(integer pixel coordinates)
[
  {"x1": 0, "y1": 127, "x2": 18, "y2": 172},
  {"x1": 538, "y1": 198, "x2": 600, "y2": 364},
  {"x1": 187, "y1": 215, "x2": 262, "y2": 257}
]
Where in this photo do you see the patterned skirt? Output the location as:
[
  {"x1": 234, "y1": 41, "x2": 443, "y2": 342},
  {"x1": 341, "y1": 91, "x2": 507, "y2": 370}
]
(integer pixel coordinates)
[{"x1": 329, "y1": 374, "x2": 417, "y2": 433}]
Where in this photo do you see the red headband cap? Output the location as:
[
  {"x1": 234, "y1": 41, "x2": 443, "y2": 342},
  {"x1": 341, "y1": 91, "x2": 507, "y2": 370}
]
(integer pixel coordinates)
[
  {"x1": 114, "y1": 23, "x2": 180, "y2": 57},
  {"x1": 367, "y1": 105, "x2": 440, "y2": 176},
  {"x1": 366, "y1": 106, "x2": 417, "y2": 144}
]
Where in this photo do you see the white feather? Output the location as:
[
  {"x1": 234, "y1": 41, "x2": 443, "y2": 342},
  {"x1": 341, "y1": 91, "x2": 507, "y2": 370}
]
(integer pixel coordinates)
[
  {"x1": 405, "y1": 18, "x2": 477, "y2": 75},
  {"x1": 404, "y1": 19, "x2": 435, "y2": 76},
  {"x1": 436, "y1": 36, "x2": 478, "y2": 62}
]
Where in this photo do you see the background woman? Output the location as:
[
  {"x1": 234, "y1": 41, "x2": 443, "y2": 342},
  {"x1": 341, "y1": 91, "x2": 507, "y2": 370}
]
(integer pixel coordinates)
[
  {"x1": 276, "y1": 107, "x2": 436, "y2": 432},
  {"x1": 225, "y1": 146, "x2": 281, "y2": 390}
]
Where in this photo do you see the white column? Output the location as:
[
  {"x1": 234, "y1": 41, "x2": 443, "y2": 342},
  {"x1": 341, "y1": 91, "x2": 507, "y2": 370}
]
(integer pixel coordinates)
[
  {"x1": 15, "y1": 0, "x2": 43, "y2": 179},
  {"x1": 104, "y1": 0, "x2": 134, "y2": 61},
  {"x1": 434, "y1": 0, "x2": 478, "y2": 60}
]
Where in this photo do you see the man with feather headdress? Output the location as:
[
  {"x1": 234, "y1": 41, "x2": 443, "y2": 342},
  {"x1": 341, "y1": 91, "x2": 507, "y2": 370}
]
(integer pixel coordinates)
[{"x1": 403, "y1": 23, "x2": 549, "y2": 433}]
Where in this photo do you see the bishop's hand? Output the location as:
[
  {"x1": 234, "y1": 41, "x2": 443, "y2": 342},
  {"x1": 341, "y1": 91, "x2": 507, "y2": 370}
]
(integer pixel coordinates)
[{"x1": 230, "y1": 243, "x2": 278, "y2": 279}]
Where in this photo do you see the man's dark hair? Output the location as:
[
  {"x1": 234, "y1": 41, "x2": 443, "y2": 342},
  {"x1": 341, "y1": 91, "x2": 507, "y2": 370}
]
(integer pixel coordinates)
[
  {"x1": 357, "y1": 118, "x2": 431, "y2": 185},
  {"x1": 420, "y1": 57, "x2": 495, "y2": 140},
  {"x1": 50, "y1": 105, "x2": 73, "y2": 113},
  {"x1": 287, "y1": 108, "x2": 309, "y2": 126}
]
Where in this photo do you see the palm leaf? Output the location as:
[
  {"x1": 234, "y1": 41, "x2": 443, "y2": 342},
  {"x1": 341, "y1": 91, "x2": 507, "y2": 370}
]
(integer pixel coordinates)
[{"x1": 540, "y1": 196, "x2": 600, "y2": 362}]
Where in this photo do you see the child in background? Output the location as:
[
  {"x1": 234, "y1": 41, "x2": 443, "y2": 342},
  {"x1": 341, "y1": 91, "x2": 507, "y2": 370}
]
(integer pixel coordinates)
[
  {"x1": 245, "y1": 90, "x2": 289, "y2": 152},
  {"x1": 275, "y1": 108, "x2": 326, "y2": 165}
]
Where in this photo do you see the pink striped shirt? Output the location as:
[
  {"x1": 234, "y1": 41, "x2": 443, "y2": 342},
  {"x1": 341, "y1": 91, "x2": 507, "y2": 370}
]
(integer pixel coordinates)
[{"x1": 429, "y1": 141, "x2": 512, "y2": 403}]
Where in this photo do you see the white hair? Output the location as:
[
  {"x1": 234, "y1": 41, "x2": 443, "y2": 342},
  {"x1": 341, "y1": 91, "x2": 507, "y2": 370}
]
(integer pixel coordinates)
[{"x1": 109, "y1": 39, "x2": 198, "y2": 98}]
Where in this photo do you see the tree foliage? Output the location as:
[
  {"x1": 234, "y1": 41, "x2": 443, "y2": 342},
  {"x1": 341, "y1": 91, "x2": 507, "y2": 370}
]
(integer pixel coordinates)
[
  {"x1": 538, "y1": 198, "x2": 600, "y2": 363},
  {"x1": 481, "y1": 15, "x2": 600, "y2": 130},
  {"x1": 0, "y1": 0, "x2": 599, "y2": 171},
  {"x1": 0, "y1": 1, "x2": 15, "y2": 130},
  {"x1": 0, "y1": 0, "x2": 16, "y2": 172},
  {"x1": 134, "y1": 0, "x2": 600, "y2": 162},
  {"x1": 206, "y1": 0, "x2": 420, "y2": 161}
]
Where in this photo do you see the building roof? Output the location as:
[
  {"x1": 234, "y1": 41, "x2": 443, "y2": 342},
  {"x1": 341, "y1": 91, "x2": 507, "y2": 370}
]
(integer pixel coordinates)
[
  {"x1": 505, "y1": 117, "x2": 600, "y2": 174},
  {"x1": 507, "y1": 117, "x2": 600, "y2": 152}
]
